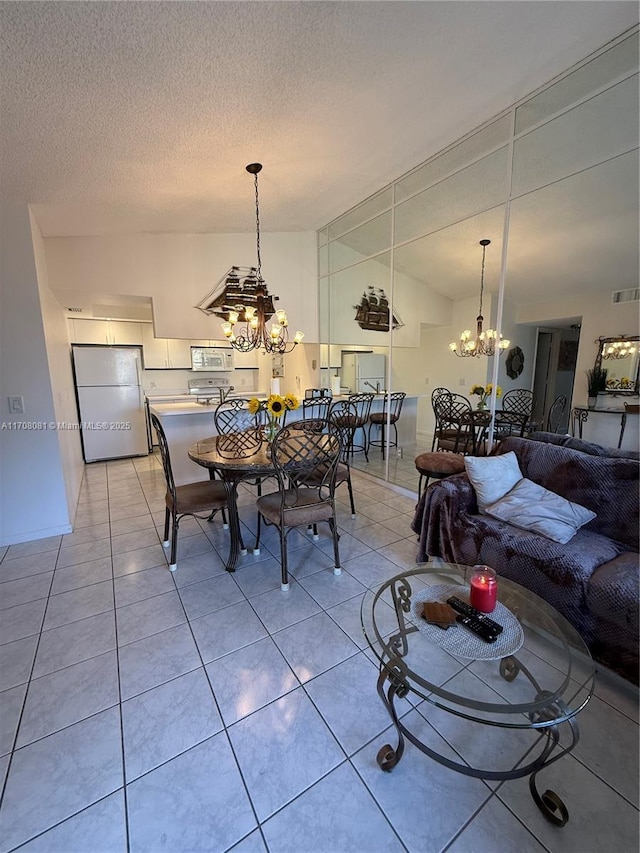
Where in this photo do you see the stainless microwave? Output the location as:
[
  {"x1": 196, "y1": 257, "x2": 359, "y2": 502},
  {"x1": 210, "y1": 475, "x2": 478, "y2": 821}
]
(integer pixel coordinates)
[{"x1": 190, "y1": 347, "x2": 234, "y2": 372}]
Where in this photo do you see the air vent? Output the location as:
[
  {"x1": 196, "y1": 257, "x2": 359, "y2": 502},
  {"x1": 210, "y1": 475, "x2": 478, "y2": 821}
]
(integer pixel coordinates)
[
  {"x1": 66, "y1": 307, "x2": 83, "y2": 313},
  {"x1": 611, "y1": 288, "x2": 639, "y2": 304}
]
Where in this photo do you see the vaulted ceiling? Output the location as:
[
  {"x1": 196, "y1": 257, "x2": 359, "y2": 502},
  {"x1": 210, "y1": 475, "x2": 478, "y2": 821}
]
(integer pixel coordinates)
[{"x1": 1, "y1": 1, "x2": 637, "y2": 238}]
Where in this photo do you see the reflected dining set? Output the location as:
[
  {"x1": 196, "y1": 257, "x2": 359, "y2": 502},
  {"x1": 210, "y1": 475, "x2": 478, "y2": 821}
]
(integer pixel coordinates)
[
  {"x1": 152, "y1": 394, "x2": 364, "y2": 591},
  {"x1": 415, "y1": 385, "x2": 546, "y2": 495}
]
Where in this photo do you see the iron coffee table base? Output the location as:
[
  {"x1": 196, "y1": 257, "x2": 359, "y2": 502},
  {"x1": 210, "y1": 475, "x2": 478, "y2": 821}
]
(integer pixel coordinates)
[{"x1": 374, "y1": 655, "x2": 579, "y2": 827}]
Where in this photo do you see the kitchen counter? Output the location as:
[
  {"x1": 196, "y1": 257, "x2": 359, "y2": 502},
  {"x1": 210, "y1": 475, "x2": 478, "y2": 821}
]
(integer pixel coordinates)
[
  {"x1": 147, "y1": 393, "x2": 266, "y2": 417},
  {"x1": 150, "y1": 393, "x2": 421, "y2": 485}
]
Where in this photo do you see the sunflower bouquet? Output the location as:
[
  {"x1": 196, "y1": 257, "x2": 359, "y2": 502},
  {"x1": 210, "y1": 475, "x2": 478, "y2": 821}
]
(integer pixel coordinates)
[
  {"x1": 470, "y1": 383, "x2": 502, "y2": 409},
  {"x1": 248, "y1": 393, "x2": 300, "y2": 442}
]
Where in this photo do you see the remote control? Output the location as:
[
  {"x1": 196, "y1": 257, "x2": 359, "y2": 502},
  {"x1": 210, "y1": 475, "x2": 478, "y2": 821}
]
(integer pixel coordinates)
[
  {"x1": 456, "y1": 614, "x2": 499, "y2": 643},
  {"x1": 447, "y1": 596, "x2": 504, "y2": 635}
]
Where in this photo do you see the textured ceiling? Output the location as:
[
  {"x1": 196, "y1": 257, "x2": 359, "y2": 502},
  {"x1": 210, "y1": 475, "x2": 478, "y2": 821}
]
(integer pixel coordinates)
[{"x1": 1, "y1": 1, "x2": 637, "y2": 237}]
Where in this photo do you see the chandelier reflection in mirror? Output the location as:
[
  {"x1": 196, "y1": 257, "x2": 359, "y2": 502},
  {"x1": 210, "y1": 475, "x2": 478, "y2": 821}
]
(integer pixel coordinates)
[
  {"x1": 449, "y1": 239, "x2": 510, "y2": 358},
  {"x1": 601, "y1": 338, "x2": 637, "y2": 360},
  {"x1": 195, "y1": 163, "x2": 304, "y2": 354}
]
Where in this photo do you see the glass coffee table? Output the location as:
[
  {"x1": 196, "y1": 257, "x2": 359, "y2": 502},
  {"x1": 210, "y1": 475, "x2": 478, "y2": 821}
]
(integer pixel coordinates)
[{"x1": 361, "y1": 563, "x2": 595, "y2": 827}]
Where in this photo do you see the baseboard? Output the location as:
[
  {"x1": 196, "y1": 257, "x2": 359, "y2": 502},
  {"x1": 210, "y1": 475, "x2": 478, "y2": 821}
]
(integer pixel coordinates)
[{"x1": 0, "y1": 522, "x2": 73, "y2": 547}]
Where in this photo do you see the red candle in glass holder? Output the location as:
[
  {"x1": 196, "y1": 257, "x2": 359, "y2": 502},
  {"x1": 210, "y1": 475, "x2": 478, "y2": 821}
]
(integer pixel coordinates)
[{"x1": 469, "y1": 565, "x2": 497, "y2": 613}]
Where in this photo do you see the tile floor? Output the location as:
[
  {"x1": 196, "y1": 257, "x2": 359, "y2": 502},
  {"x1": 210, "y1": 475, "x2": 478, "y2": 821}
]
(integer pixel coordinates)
[{"x1": 0, "y1": 454, "x2": 638, "y2": 853}]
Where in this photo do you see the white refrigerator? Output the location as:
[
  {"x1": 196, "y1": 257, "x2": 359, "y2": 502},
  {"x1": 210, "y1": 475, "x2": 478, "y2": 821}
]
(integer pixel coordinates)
[
  {"x1": 72, "y1": 345, "x2": 148, "y2": 462},
  {"x1": 340, "y1": 352, "x2": 386, "y2": 393}
]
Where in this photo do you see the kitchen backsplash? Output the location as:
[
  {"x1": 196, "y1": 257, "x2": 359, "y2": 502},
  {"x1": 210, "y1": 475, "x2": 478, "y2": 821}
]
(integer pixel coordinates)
[{"x1": 142, "y1": 368, "x2": 259, "y2": 395}]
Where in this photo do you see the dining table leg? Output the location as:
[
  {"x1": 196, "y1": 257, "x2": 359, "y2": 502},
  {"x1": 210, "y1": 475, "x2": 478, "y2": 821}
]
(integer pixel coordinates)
[{"x1": 210, "y1": 471, "x2": 246, "y2": 572}]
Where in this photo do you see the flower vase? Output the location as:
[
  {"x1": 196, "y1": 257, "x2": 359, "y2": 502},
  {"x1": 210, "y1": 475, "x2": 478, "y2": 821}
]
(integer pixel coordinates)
[
  {"x1": 587, "y1": 396, "x2": 597, "y2": 410},
  {"x1": 477, "y1": 400, "x2": 487, "y2": 411},
  {"x1": 264, "y1": 420, "x2": 279, "y2": 444}
]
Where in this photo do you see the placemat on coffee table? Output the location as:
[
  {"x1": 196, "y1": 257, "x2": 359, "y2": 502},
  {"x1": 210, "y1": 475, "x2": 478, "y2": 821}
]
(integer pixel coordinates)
[{"x1": 409, "y1": 584, "x2": 524, "y2": 660}]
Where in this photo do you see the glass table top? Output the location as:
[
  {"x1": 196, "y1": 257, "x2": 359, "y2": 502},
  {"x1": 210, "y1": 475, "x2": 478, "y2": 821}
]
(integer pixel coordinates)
[{"x1": 361, "y1": 563, "x2": 595, "y2": 729}]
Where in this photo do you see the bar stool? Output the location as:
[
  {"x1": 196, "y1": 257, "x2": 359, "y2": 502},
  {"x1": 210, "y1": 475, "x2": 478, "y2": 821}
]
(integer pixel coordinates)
[
  {"x1": 368, "y1": 392, "x2": 406, "y2": 459},
  {"x1": 414, "y1": 451, "x2": 465, "y2": 496},
  {"x1": 333, "y1": 393, "x2": 374, "y2": 461}
]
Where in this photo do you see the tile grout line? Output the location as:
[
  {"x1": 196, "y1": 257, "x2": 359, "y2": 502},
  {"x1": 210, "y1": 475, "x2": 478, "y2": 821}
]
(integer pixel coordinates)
[
  {"x1": 107, "y1": 463, "x2": 136, "y2": 853},
  {"x1": 0, "y1": 534, "x2": 64, "y2": 814}
]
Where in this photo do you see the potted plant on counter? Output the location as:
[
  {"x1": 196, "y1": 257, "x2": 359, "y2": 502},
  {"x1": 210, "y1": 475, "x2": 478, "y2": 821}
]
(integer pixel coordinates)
[{"x1": 586, "y1": 366, "x2": 608, "y2": 409}]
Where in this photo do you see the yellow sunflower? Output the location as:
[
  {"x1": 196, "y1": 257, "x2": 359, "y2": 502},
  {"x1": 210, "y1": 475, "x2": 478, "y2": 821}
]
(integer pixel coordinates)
[
  {"x1": 247, "y1": 398, "x2": 260, "y2": 414},
  {"x1": 284, "y1": 394, "x2": 299, "y2": 411},
  {"x1": 266, "y1": 395, "x2": 286, "y2": 418}
]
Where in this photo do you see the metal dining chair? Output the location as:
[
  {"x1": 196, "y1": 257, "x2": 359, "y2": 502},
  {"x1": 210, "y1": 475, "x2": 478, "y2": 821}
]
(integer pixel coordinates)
[
  {"x1": 152, "y1": 414, "x2": 228, "y2": 572},
  {"x1": 297, "y1": 400, "x2": 358, "y2": 524},
  {"x1": 213, "y1": 397, "x2": 264, "y2": 457},
  {"x1": 432, "y1": 391, "x2": 474, "y2": 454},
  {"x1": 255, "y1": 423, "x2": 342, "y2": 590},
  {"x1": 499, "y1": 389, "x2": 535, "y2": 436},
  {"x1": 214, "y1": 397, "x2": 269, "y2": 552},
  {"x1": 302, "y1": 396, "x2": 332, "y2": 429}
]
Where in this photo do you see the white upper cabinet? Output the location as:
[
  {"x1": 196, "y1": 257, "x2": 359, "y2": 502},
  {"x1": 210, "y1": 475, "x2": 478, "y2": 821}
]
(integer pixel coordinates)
[
  {"x1": 109, "y1": 321, "x2": 144, "y2": 345},
  {"x1": 232, "y1": 349, "x2": 260, "y2": 369},
  {"x1": 319, "y1": 344, "x2": 342, "y2": 369},
  {"x1": 142, "y1": 326, "x2": 193, "y2": 369},
  {"x1": 68, "y1": 319, "x2": 143, "y2": 345},
  {"x1": 166, "y1": 339, "x2": 192, "y2": 369}
]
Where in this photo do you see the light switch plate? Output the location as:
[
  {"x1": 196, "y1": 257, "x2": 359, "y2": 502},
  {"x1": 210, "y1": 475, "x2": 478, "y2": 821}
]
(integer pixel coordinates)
[{"x1": 8, "y1": 396, "x2": 24, "y2": 414}]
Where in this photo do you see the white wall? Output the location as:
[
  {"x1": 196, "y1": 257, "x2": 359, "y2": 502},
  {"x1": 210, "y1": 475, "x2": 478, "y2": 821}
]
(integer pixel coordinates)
[
  {"x1": 44, "y1": 231, "x2": 318, "y2": 342},
  {"x1": 30, "y1": 212, "x2": 84, "y2": 518},
  {"x1": 0, "y1": 201, "x2": 72, "y2": 545},
  {"x1": 401, "y1": 296, "x2": 495, "y2": 441},
  {"x1": 495, "y1": 296, "x2": 538, "y2": 394}
]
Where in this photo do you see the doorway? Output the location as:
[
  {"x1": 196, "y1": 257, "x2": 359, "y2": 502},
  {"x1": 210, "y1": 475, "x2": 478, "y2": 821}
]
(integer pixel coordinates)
[{"x1": 532, "y1": 324, "x2": 580, "y2": 432}]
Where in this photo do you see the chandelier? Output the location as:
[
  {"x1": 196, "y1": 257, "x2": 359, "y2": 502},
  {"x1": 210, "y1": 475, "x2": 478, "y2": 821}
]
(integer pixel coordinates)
[
  {"x1": 195, "y1": 163, "x2": 304, "y2": 354},
  {"x1": 601, "y1": 338, "x2": 637, "y2": 360},
  {"x1": 449, "y1": 239, "x2": 510, "y2": 358}
]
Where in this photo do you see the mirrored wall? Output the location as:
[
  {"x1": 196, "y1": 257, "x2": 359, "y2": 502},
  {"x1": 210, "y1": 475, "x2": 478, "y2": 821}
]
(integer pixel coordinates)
[{"x1": 318, "y1": 28, "x2": 639, "y2": 489}]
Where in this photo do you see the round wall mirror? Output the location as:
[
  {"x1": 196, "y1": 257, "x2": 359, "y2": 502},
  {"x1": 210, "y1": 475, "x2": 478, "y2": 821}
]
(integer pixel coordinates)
[{"x1": 506, "y1": 346, "x2": 525, "y2": 379}]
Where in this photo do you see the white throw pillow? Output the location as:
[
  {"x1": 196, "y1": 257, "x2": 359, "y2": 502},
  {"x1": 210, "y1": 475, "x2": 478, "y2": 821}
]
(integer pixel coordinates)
[
  {"x1": 464, "y1": 451, "x2": 523, "y2": 511},
  {"x1": 484, "y1": 478, "x2": 596, "y2": 544}
]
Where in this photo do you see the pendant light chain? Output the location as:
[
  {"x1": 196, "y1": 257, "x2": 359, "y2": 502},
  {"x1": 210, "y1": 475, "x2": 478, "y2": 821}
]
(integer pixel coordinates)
[
  {"x1": 449, "y1": 238, "x2": 510, "y2": 357},
  {"x1": 200, "y1": 162, "x2": 305, "y2": 354},
  {"x1": 478, "y1": 240, "x2": 487, "y2": 319},
  {"x1": 253, "y1": 170, "x2": 262, "y2": 280}
]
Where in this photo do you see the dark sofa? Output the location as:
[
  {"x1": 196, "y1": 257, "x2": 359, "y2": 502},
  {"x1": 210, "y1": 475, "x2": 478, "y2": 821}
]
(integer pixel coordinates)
[{"x1": 411, "y1": 434, "x2": 640, "y2": 683}]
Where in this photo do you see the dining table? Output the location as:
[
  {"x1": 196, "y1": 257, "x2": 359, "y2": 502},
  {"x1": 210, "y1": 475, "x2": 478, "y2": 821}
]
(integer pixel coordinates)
[{"x1": 188, "y1": 435, "x2": 277, "y2": 572}]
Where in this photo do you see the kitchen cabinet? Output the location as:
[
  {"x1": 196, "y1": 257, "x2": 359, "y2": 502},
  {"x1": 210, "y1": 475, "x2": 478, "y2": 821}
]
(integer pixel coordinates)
[
  {"x1": 319, "y1": 344, "x2": 342, "y2": 369},
  {"x1": 233, "y1": 349, "x2": 261, "y2": 369},
  {"x1": 141, "y1": 326, "x2": 192, "y2": 369},
  {"x1": 68, "y1": 319, "x2": 143, "y2": 345}
]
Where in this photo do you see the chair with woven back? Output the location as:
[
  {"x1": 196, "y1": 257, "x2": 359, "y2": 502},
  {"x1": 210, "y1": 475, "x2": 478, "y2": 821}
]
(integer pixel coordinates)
[
  {"x1": 255, "y1": 422, "x2": 342, "y2": 590},
  {"x1": 432, "y1": 391, "x2": 474, "y2": 454},
  {"x1": 213, "y1": 397, "x2": 264, "y2": 458},
  {"x1": 328, "y1": 399, "x2": 358, "y2": 518},
  {"x1": 546, "y1": 394, "x2": 568, "y2": 433},
  {"x1": 301, "y1": 396, "x2": 332, "y2": 430},
  {"x1": 297, "y1": 400, "x2": 358, "y2": 530},
  {"x1": 497, "y1": 388, "x2": 535, "y2": 437},
  {"x1": 152, "y1": 413, "x2": 228, "y2": 572},
  {"x1": 213, "y1": 397, "x2": 268, "y2": 552}
]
